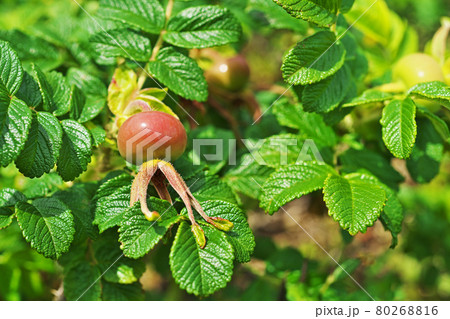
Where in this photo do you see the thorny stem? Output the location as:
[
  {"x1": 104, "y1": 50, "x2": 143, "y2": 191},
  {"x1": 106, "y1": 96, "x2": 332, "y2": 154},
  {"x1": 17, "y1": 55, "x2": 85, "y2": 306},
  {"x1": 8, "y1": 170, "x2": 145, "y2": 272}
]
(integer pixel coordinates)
[{"x1": 137, "y1": 0, "x2": 174, "y2": 89}]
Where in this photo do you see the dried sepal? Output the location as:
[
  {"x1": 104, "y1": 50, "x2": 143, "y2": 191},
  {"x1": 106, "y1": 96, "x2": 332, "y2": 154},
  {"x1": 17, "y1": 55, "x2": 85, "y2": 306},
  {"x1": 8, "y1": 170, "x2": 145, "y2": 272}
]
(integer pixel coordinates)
[
  {"x1": 151, "y1": 171, "x2": 172, "y2": 204},
  {"x1": 130, "y1": 159, "x2": 234, "y2": 247},
  {"x1": 130, "y1": 160, "x2": 160, "y2": 221}
]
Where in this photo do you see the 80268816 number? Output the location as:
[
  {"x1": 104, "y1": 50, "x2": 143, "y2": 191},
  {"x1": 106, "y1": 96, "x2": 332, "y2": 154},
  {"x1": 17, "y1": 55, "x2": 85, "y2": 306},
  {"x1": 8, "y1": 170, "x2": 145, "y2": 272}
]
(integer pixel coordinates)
[{"x1": 376, "y1": 306, "x2": 438, "y2": 316}]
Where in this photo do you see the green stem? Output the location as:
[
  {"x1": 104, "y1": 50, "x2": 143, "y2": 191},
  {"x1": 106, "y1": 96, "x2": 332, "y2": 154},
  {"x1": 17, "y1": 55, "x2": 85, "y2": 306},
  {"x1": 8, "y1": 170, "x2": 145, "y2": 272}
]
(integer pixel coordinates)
[{"x1": 137, "y1": 0, "x2": 174, "y2": 89}]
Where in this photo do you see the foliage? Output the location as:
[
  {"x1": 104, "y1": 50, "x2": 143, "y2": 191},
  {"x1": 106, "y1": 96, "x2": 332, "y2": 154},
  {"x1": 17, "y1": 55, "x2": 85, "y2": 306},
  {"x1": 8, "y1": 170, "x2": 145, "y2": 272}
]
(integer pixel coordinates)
[{"x1": 0, "y1": 0, "x2": 449, "y2": 301}]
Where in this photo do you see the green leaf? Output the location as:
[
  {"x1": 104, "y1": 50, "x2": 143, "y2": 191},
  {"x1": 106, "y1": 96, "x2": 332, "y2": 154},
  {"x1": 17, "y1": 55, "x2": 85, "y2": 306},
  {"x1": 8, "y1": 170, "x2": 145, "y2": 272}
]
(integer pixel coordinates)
[
  {"x1": 22, "y1": 172, "x2": 64, "y2": 199},
  {"x1": 64, "y1": 261, "x2": 101, "y2": 301},
  {"x1": 274, "y1": 0, "x2": 341, "y2": 27},
  {"x1": 93, "y1": 172, "x2": 133, "y2": 233},
  {"x1": 351, "y1": 172, "x2": 403, "y2": 248},
  {"x1": 266, "y1": 247, "x2": 303, "y2": 275},
  {"x1": 68, "y1": 85, "x2": 86, "y2": 122},
  {"x1": 102, "y1": 281, "x2": 144, "y2": 301},
  {"x1": 173, "y1": 154, "x2": 207, "y2": 180},
  {"x1": 94, "y1": 230, "x2": 145, "y2": 284},
  {"x1": 90, "y1": 29, "x2": 152, "y2": 62},
  {"x1": 257, "y1": 133, "x2": 332, "y2": 167},
  {"x1": 260, "y1": 161, "x2": 336, "y2": 214},
  {"x1": 54, "y1": 183, "x2": 98, "y2": 243},
  {"x1": 79, "y1": 97, "x2": 106, "y2": 123},
  {"x1": 381, "y1": 98, "x2": 417, "y2": 159},
  {"x1": 302, "y1": 64, "x2": 351, "y2": 112},
  {"x1": 170, "y1": 221, "x2": 234, "y2": 297},
  {"x1": 32, "y1": 64, "x2": 53, "y2": 110},
  {"x1": 379, "y1": 187, "x2": 403, "y2": 248},
  {"x1": 98, "y1": 0, "x2": 165, "y2": 35},
  {"x1": 165, "y1": 6, "x2": 242, "y2": 49},
  {"x1": 282, "y1": 31, "x2": 346, "y2": 85},
  {"x1": 343, "y1": 89, "x2": 393, "y2": 107},
  {"x1": 102, "y1": 258, "x2": 145, "y2": 285},
  {"x1": 407, "y1": 81, "x2": 450, "y2": 108},
  {"x1": 147, "y1": 47, "x2": 208, "y2": 101},
  {"x1": 406, "y1": 118, "x2": 444, "y2": 183},
  {"x1": 248, "y1": 0, "x2": 308, "y2": 33},
  {"x1": 223, "y1": 158, "x2": 274, "y2": 199},
  {"x1": 342, "y1": 79, "x2": 358, "y2": 104},
  {"x1": 339, "y1": 148, "x2": 404, "y2": 190},
  {"x1": 16, "y1": 71, "x2": 42, "y2": 107},
  {"x1": 66, "y1": 68, "x2": 107, "y2": 99},
  {"x1": 95, "y1": 172, "x2": 133, "y2": 200},
  {"x1": 321, "y1": 104, "x2": 353, "y2": 126},
  {"x1": 323, "y1": 173, "x2": 387, "y2": 235},
  {"x1": 192, "y1": 200, "x2": 254, "y2": 263},
  {"x1": 58, "y1": 243, "x2": 88, "y2": 271},
  {"x1": 186, "y1": 172, "x2": 237, "y2": 204},
  {"x1": 0, "y1": 188, "x2": 26, "y2": 229},
  {"x1": 0, "y1": 30, "x2": 62, "y2": 71},
  {"x1": 33, "y1": 65, "x2": 70, "y2": 116},
  {"x1": 187, "y1": 125, "x2": 234, "y2": 173},
  {"x1": 67, "y1": 81, "x2": 105, "y2": 123},
  {"x1": 119, "y1": 199, "x2": 181, "y2": 259},
  {"x1": 89, "y1": 125, "x2": 107, "y2": 146},
  {"x1": 0, "y1": 94, "x2": 32, "y2": 167},
  {"x1": 347, "y1": 173, "x2": 403, "y2": 248},
  {"x1": 0, "y1": 209, "x2": 14, "y2": 229},
  {"x1": 347, "y1": 49, "x2": 368, "y2": 81},
  {"x1": 340, "y1": 0, "x2": 355, "y2": 13},
  {"x1": 48, "y1": 71, "x2": 71, "y2": 116},
  {"x1": 15, "y1": 112, "x2": 62, "y2": 178},
  {"x1": 94, "y1": 184, "x2": 131, "y2": 233},
  {"x1": 56, "y1": 120, "x2": 92, "y2": 181},
  {"x1": 273, "y1": 100, "x2": 337, "y2": 146},
  {"x1": 16, "y1": 197, "x2": 75, "y2": 259},
  {"x1": 416, "y1": 105, "x2": 450, "y2": 143},
  {"x1": 0, "y1": 40, "x2": 23, "y2": 96}
]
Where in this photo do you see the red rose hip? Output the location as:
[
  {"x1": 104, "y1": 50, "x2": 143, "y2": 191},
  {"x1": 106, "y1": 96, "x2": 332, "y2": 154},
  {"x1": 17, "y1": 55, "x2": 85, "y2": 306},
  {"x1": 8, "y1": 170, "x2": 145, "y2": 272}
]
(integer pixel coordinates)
[{"x1": 117, "y1": 111, "x2": 187, "y2": 165}]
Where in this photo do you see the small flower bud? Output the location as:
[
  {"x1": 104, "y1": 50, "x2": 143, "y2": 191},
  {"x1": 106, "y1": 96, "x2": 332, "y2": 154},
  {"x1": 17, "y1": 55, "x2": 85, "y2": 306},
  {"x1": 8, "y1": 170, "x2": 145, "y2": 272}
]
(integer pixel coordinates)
[
  {"x1": 191, "y1": 224, "x2": 206, "y2": 249},
  {"x1": 144, "y1": 211, "x2": 160, "y2": 221},
  {"x1": 209, "y1": 217, "x2": 234, "y2": 232}
]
